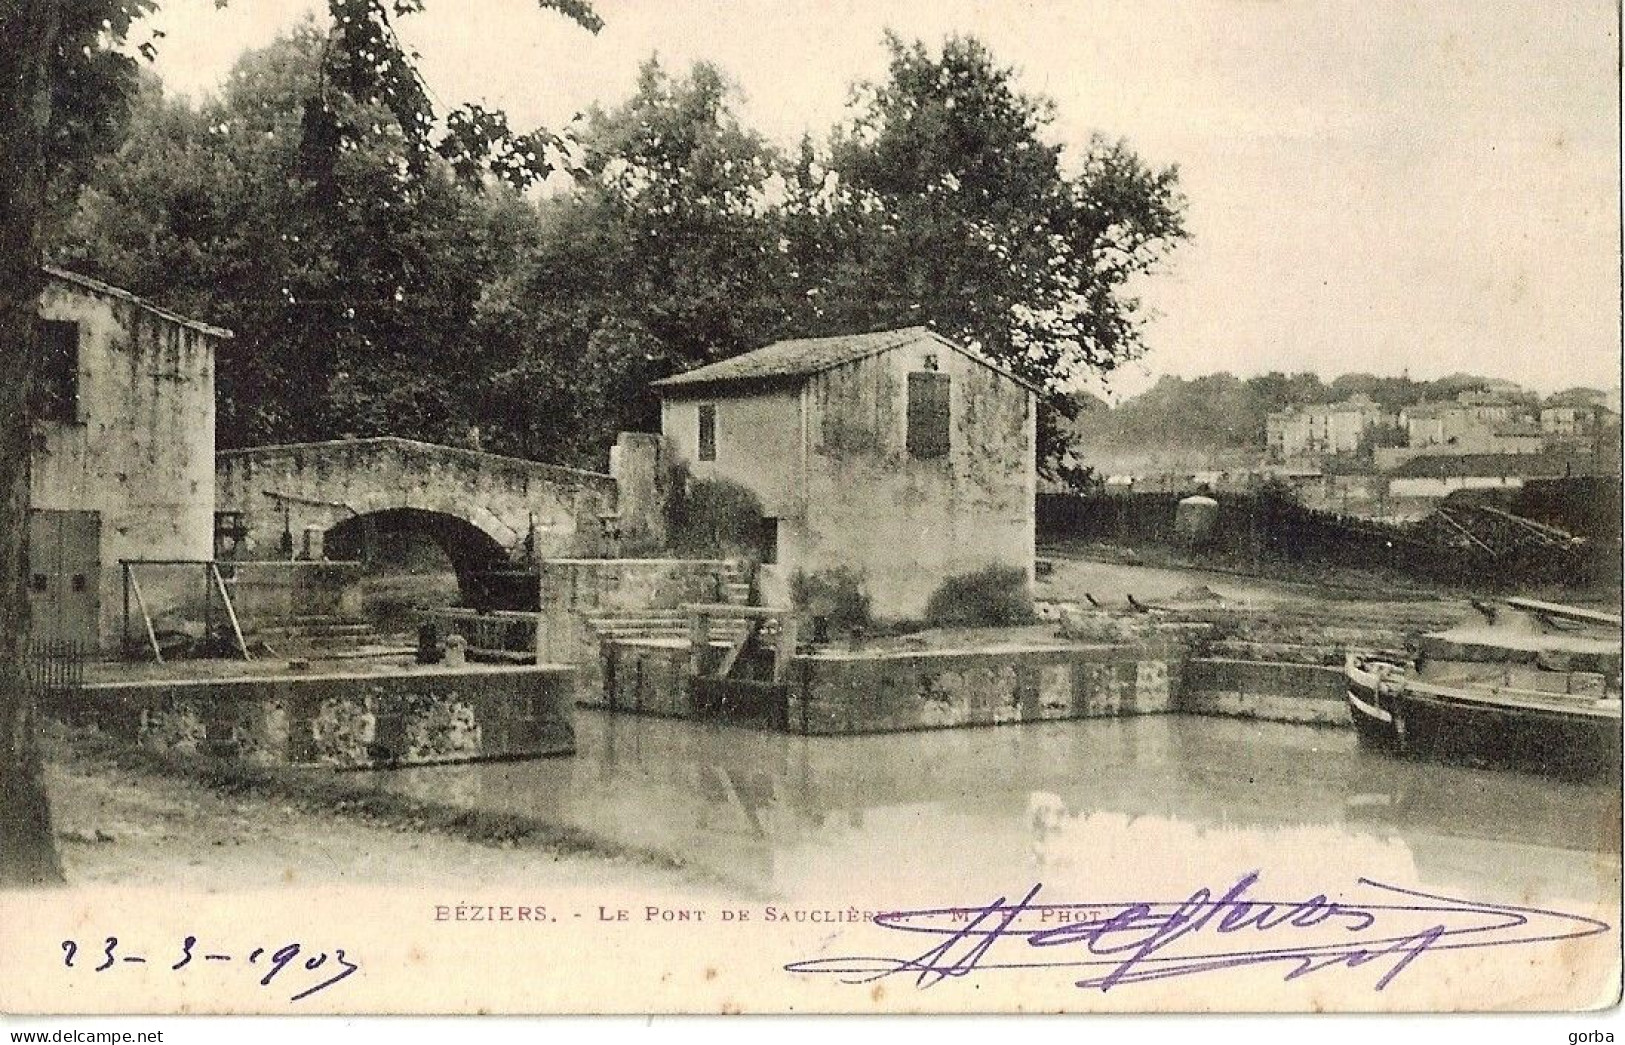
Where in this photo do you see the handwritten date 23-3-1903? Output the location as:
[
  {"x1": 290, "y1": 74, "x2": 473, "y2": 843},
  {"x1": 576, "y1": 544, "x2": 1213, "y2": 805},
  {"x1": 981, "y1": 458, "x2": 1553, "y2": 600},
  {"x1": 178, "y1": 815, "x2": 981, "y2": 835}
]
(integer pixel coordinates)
[{"x1": 59, "y1": 935, "x2": 358, "y2": 1003}]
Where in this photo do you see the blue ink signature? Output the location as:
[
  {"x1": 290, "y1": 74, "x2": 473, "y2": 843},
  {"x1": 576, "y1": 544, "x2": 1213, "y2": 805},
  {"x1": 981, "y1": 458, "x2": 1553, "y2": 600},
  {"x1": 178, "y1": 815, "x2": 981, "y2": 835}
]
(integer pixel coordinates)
[
  {"x1": 784, "y1": 872, "x2": 1612, "y2": 992},
  {"x1": 61, "y1": 935, "x2": 359, "y2": 1002}
]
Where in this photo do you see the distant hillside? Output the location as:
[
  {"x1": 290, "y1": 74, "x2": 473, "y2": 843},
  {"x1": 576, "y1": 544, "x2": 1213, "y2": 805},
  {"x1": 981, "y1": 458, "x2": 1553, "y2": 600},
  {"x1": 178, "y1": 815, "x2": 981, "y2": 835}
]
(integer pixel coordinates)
[{"x1": 1065, "y1": 370, "x2": 1511, "y2": 473}]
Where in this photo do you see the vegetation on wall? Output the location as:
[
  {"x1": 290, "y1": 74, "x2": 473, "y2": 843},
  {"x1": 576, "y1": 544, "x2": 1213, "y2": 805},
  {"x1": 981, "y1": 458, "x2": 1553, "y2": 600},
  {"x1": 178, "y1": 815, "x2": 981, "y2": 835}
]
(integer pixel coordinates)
[
  {"x1": 662, "y1": 471, "x2": 764, "y2": 560},
  {"x1": 789, "y1": 567, "x2": 873, "y2": 635}
]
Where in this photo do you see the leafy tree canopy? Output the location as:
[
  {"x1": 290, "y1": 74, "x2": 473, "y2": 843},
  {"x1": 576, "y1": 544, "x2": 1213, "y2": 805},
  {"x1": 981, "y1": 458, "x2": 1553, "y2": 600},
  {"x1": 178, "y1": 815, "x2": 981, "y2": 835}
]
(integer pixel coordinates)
[{"x1": 48, "y1": 24, "x2": 1190, "y2": 478}]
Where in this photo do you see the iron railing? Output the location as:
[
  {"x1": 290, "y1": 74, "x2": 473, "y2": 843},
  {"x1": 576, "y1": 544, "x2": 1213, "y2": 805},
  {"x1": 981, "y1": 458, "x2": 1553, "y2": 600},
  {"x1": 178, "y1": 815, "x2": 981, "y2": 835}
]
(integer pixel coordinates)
[{"x1": 24, "y1": 639, "x2": 86, "y2": 699}]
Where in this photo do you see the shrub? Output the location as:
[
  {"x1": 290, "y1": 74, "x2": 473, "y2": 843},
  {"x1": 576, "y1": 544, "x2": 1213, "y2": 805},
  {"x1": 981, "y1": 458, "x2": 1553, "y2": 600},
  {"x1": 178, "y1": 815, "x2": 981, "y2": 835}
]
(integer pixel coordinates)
[
  {"x1": 663, "y1": 473, "x2": 764, "y2": 559},
  {"x1": 924, "y1": 565, "x2": 1036, "y2": 627},
  {"x1": 790, "y1": 567, "x2": 873, "y2": 635}
]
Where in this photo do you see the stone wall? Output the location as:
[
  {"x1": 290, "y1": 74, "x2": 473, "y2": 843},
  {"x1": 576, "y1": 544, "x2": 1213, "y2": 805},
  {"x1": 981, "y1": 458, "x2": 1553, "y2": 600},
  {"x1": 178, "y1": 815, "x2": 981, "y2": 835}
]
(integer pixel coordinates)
[
  {"x1": 226, "y1": 561, "x2": 364, "y2": 628},
  {"x1": 607, "y1": 432, "x2": 668, "y2": 550},
  {"x1": 589, "y1": 640, "x2": 1186, "y2": 735},
  {"x1": 536, "y1": 558, "x2": 740, "y2": 677},
  {"x1": 1175, "y1": 658, "x2": 1346, "y2": 726},
  {"x1": 789, "y1": 645, "x2": 1180, "y2": 734},
  {"x1": 58, "y1": 664, "x2": 575, "y2": 768},
  {"x1": 591, "y1": 643, "x2": 1363, "y2": 733}
]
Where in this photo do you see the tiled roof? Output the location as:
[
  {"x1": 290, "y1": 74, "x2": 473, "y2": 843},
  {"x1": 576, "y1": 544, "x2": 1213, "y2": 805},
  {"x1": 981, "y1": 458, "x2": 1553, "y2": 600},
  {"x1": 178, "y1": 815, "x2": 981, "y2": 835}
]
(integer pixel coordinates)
[
  {"x1": 650, "y1": 326, "x2": 1038, "y2": 394},
  {"x1": 44, "y1": 266, "x2": 234, "y2": 339}
]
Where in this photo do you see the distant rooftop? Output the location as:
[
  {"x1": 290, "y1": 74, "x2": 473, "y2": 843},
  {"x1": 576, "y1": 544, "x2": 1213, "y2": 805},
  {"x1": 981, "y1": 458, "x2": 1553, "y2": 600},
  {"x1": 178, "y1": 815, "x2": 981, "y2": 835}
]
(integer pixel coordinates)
[
  {"x1": 650, "y1": 326, "x2": 1037, "y2": 394},
  {"x1": 1266, "y1": 395, "x2": 1386, "y2": 418},
  {"x1": 1390, "y1": 453, "x2": 1582, "y2": 479}
]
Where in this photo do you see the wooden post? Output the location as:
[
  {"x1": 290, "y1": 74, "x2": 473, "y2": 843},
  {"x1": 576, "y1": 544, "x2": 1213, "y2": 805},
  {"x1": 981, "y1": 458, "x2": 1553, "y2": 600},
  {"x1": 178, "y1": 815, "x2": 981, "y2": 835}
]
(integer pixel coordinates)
[
  {"x1": 128, "y1": 570, "x2": 163, "y2": 665},
  {"x1": 121, "y1": 562, "x2": 130, "y2": 655},
  {"x1": 210, "y1": 562, "x2": 251, "y2": 661},
  {"x1": 773, "y1": 614, "x2": 798, "y2": 683},
  {"x1": 688, "y1": 607, "x2": 710, "y2": 677}
]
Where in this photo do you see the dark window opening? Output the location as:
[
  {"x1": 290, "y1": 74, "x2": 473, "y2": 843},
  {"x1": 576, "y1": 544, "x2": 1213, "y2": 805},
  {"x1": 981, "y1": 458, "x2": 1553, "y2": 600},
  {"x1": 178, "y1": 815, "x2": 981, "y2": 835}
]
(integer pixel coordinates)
[
  {"x1": 30, "y1": 573, "x2": 47, "y2": 593},
  {"x1": 698, "y1": 403, "x2": 717, "y2": 462},
  {"x1": 907, "y1": 371, "x2": 951, "y2": 459},
  {"x1": 34, "y1": 319, "x2": 80, "y2": 423},
  {"x1": 759, "y1": 517, "x2": 779, "y2": 565}
]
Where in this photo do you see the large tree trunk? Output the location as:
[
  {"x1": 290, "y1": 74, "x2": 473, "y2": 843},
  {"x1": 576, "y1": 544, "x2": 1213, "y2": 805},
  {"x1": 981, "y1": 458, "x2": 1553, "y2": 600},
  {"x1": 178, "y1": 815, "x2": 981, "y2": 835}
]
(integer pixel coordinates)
[{"x1": 0, "y1": 0, "x2": 65, "y2": 887}]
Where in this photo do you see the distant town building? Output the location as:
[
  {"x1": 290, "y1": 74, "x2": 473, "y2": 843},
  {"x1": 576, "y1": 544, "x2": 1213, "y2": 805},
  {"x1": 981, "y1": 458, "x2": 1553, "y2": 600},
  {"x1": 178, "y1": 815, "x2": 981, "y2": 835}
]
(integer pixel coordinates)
[
  {"x1": 1400, "y1": 390, "x2": 1533, "y2": 451},
  {"x1": 1540, "y1": 403, "x2": 1606, "y2": 436},
  {"x1": 653, "y1": 326, "x2": 1037, "y2": 618},
  {"x1": 1265, "y1": 394, "x2": 1391, "y2": 461},
  {"x1": 28, "y1": 267, "x2": 232, "y2": 649}
]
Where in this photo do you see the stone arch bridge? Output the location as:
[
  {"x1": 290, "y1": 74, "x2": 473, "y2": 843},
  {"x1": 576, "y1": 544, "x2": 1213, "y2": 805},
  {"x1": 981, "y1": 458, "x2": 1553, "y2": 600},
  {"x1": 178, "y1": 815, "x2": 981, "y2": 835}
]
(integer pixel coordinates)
[{"x1": 215, "y1": 438, "x2": 634, "y2": 584}]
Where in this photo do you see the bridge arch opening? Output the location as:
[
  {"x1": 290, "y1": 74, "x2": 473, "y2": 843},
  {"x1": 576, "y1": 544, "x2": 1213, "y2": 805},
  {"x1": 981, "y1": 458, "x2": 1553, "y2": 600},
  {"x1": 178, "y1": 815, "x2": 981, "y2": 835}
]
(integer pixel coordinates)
[{"x1": 324, "y1": 508, "x2": 513, "y2": 617}]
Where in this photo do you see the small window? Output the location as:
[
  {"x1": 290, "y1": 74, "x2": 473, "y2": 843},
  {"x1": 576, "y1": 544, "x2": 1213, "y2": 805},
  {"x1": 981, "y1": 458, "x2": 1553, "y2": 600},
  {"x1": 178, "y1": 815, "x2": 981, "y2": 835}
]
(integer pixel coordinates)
[
  {"x1": 698, "y1": 403, "x2": 717, "y2": 462},
  {"x1": 34, "y1": 320, "x2": 80, "y2": 423},
  {"x1": 907, "y1": 371, "x2": 951, "y2": 459},
  {"x1": 30, "y1": 573, "x2": 47, "y2": 593}
]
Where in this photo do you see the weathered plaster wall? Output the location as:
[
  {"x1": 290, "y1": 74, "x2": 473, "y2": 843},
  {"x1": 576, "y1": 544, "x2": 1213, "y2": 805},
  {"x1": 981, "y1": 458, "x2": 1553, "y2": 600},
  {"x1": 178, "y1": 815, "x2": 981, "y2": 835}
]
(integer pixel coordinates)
[
  {"x1": 660, "y1": 388, "x2": 805, "y2": 518},
  {"x1": 30, "y1": 275, "x2": 223, "y2": 649},
  {"x1": 798, "y1": 343, "x2": 1036, "y2": 619},
  {"x1": 216, "y1": 437, "x2": 619, "y2": 566},
  {"x1": 58, "y1": 664, "x2": 576, "y2": 767},
  {"x1": 658, "y1": 340, "x2": 1037, "y2": 620}
]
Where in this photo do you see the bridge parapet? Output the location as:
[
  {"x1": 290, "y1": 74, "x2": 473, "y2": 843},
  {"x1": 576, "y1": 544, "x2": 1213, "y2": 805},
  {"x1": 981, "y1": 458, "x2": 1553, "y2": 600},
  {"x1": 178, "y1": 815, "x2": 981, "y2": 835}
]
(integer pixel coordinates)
[{"x1": 216, "y1": 437, "x2": 619, "y2": 565}]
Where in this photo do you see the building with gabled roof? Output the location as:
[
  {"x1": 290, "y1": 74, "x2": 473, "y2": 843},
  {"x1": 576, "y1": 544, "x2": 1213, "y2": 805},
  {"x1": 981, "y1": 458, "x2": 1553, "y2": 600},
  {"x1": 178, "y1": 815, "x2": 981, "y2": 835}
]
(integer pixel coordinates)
[
  {"x1": 29, "y1": 267, "x2": 233, "y2": 650},
  {"x1": 653, "y1": 326, "x2": 1037, "y2": 619}
]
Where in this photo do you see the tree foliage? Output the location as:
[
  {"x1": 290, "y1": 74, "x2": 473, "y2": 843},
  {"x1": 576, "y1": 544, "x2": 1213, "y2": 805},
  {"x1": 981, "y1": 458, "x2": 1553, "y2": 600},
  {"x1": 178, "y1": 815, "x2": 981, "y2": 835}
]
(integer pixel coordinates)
[
  {"x1": 0, "y1": 0, "x2": 597, "y2": 886},
  {"x1": 812, "y1": 35, "x2": 1188, "y2": 470},
  {"x1": 53, "y1": 29, "x2": 560, "y2": 448},
  {"x1": 50, "y1": 32, "x2": 1189, "y2": 475},
  {"x1": 469, "y1": 58, "x2": 798, "y2": 464}
]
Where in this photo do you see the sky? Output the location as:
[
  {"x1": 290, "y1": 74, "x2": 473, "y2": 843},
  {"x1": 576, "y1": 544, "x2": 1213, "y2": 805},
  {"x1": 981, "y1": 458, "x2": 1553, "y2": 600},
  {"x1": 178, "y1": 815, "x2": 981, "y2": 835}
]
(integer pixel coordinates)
[{"x1": 137, "y1": 0, "x2": 1622, "y2": 399}]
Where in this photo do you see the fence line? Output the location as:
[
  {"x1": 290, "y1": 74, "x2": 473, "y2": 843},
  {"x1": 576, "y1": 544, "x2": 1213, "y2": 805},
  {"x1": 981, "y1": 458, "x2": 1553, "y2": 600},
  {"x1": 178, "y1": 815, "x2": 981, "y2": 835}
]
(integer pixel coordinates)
[{"x1": 24, "y1": 639, "x2": 86, "y2": 699}]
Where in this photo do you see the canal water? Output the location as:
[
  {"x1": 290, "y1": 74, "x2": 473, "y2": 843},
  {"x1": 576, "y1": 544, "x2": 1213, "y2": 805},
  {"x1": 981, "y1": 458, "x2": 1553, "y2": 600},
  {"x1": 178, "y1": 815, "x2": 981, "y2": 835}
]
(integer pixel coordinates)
[{"x1": 359, "y1": 710, "x2": 1620, "y2": 909}]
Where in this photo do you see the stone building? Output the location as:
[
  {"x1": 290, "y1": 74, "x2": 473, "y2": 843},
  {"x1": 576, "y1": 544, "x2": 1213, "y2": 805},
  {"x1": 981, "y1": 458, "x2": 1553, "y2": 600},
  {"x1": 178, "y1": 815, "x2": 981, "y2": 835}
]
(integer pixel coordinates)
[
  {"x1": 27, "y1": 267, "x2": 231, "y2": 650},
  {"x1": 1401, "y1": 391, "x2": 1532, "y2": 450},
  {"x1": 1265, "y1": 395, "x2": 1391, "y2": 461},
  {"x1": 652, "y1": 326, "x2": 1037, "y2": 619}
]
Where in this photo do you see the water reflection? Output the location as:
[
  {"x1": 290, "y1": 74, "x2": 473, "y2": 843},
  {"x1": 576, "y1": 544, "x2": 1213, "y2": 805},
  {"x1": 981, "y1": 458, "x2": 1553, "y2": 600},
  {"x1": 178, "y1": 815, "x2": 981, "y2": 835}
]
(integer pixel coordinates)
[{"x1": 361, "y1": 709, "x2": 1620, "y2": 905}]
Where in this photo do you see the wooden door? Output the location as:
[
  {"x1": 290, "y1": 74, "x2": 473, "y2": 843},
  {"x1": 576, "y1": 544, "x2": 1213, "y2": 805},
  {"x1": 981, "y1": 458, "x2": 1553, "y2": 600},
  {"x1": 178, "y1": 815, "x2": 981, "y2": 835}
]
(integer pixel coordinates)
[{"x1": 27, "y1": 509, "x2": 101, "y2": 648}]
